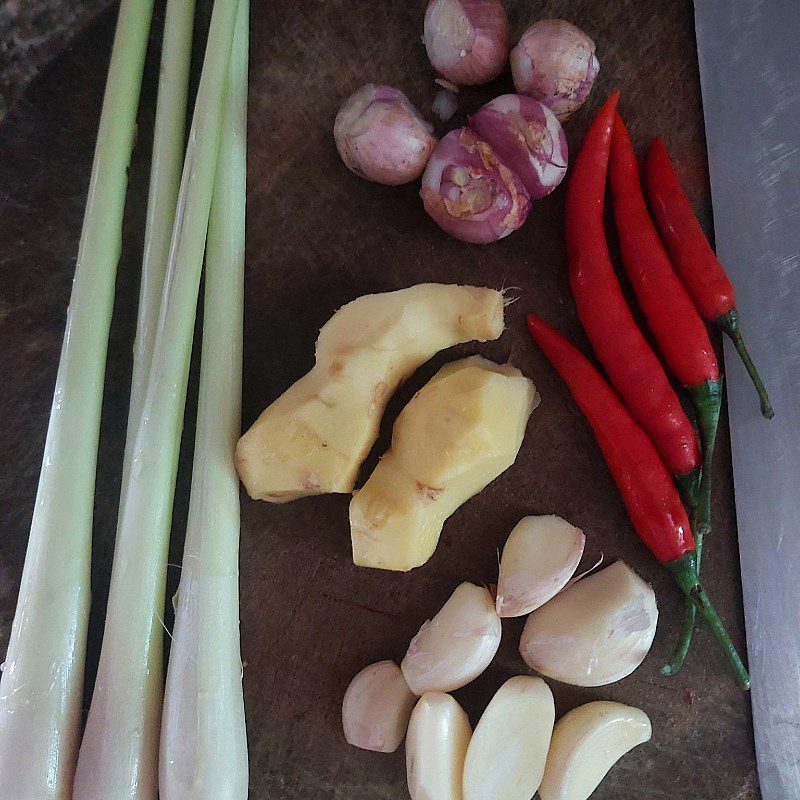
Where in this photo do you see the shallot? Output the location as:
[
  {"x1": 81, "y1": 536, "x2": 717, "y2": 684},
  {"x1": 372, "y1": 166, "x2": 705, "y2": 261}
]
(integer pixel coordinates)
[
  {"x1": 342, "y1": 661, "x2": 417, "y2": 753},
  {"x1": 469, "y1": 94, "x2": 568, "y2": 199},
  {"x1": 463, "y1": 676, "x2": 555, "y2": 800},
  {"x1": 510, "y1": 20, "x2": 599, "y2": 122},
  {"x1": 423, "y1": 0, "x2": 510, "y2": 86},
  {"x1": 539, "y1": 701, "x2": 652, "y2": 800},
  {"x1": 401, "y1": 582, "x2": 502, "y2": 694},
  {"x1": 496, "y1": 515, "x2": 585, "y2": 617},
  {"x1": 519, "y1": 561, "x2": 658, "y2": 686},
  {"x1": 421, "y1": 127, "x2": 531, "y2": 243},
  {"x1": 334, "y1": 84, "x2": 436, "y2": 185},
  {"x1": 406, "y1": 692, "x2": 471, "y2": 800}
]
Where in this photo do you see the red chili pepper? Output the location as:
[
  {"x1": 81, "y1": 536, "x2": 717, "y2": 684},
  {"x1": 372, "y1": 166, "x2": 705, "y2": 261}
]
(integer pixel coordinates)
[
  {"x1": 610, "y1": 116, "x2": 719, "y2": 388},
  {"x1": 610, "y1": 115, "x2": 724, "y2": 674},
  {"x1": 565, "y1": 93, "x2": 701, "y2": 501},
  {"x1": 527, "y1": 314, "x2": 692, "y2": 563},
  {"x1": 646, "y1": 137, "x2": 774, "y2": 418},
  {"x1": 526, "y1": 312, "x2": 749, "y2": 689}
]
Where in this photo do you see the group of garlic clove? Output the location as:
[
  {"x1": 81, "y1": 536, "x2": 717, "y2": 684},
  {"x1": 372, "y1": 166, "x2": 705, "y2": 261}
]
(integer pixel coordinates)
[
  {"x1": 496, "y1": 514, "x2": 658, "y2": 686},
  {"x1": 342, "y1": 513, "x2": 659, "y2": 798},
  {"x1": 409, "y1": 685, "x2": 652, "y2": 800},
  {"x1": 344, "y1": 667, "x2": 651, "y2": 800},
  {"x1": 341, "y1": 581, "x2": 501, "y2": 758}
]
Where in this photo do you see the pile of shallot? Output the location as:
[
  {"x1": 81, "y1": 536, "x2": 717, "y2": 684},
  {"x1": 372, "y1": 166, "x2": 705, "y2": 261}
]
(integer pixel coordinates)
[
  {"x1": 333, "y1": 3, "x2": 600, "y2": 243},
  {"x1": 342, "y1": 514, "x2": 657, "y2": 800}
]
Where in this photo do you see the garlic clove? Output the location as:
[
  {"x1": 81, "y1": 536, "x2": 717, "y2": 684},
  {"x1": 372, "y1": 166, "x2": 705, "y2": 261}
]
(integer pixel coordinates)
[
  {"x1": 519, "y1": 561, "x2": 657, "y2": 686},
  {"x1": 496, "y1": 515, "x2": 585, "y2": 617},
  {"x1": 342, "y1": 660, "x2": 417, "y2": 752},
  {"x1": 463, "y1": 675, "x2": 555, "y2": 800},
  {"x1": 401, "y1": 582, "x2": 502, "y2": 695},
  {"x1": 406, "y1": 692, "x2": 472, "y2": 800},
  {"x1": 539, "y1": 701, "x2": 652, "y2": 800},
  {"x1": 423, "y1": 0, "x2": 510, "y2": 86}
]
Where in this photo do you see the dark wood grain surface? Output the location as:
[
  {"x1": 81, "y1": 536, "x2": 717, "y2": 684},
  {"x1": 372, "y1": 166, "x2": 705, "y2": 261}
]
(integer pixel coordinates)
[
  {"x1": 0, "y1": 0, "x2": 112, "y2": 110},
  {"x1": 0, "y1": 1, "x2": 759, "y2": 797}
]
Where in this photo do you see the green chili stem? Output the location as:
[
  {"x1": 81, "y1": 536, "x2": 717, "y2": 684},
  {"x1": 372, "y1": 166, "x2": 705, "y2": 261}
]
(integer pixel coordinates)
[
  {"x1": 666, "y1": 554, "x2": 750, "y2": 690},
  {"x1": 663, "y1": 380, "x2": 723, "y2": 676},
  {"x1": 662, "y1": 508, "x2": 699, "y2": 676},
  {"x1": 717, "y1": 309, "x2": 773, "y2": 419}
]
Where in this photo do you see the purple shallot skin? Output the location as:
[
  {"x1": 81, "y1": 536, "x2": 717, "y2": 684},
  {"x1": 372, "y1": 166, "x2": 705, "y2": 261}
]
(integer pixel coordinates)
[
  {"x1": 423, "y1": 0, "x2": 510, "y2": 86},
  {"x1": 469, "y1": 94, "x2": 568, "y2": 199},
  {"x1": 334, "y1": 84, "x2": 436, "y2": 185},
  {"x1": 510, "y1": 19, "x2": 600, "y2": 122},
  {"x1": 421, "y1": 127, "x2": 531, "y2": 244}
]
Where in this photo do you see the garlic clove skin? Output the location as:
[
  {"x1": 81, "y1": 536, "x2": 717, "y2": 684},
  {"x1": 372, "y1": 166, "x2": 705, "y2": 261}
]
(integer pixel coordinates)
[
  {"x1": 510, "y1": 20, "x2": 599, "y2": 122},
  {"x1": 401, "y1": 582, "x2": 502, "y2": 695},
  {"x1": 496, "y1": 515, "x2": 585, "y2": 618},
  {"x1": 469, "y1": 95, "x2": 568, "y2": 200},
  {"x1": 406, "y1": 692, "x2": 472, "y2": 800},
  {"x1": 463, "y1": 676, "x2": 555, "y2": 800},
  {"x1": 334, "y1": 84, "x2": 436, "y2": 185},
  {"x1": 539, "y1": 701, "x2": 652, "y2": 800},
  {"x1": 421, "y1": 127, "x2": 531, "y2": 244},
  {"x1": 424, "y1": 0, "x2": 510, "y2": 86},
  {"x1": 519, "y1": 561, "x2": 657, "y2": 686},
  {"x1": 342, "y1": 660, "x2": 417, "y2": 752}
]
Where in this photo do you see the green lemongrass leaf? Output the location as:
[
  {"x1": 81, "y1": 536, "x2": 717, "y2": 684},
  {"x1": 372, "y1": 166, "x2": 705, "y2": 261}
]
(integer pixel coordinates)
[
  {"x1": 121, "y1": 0, "x2": 196, "y2": 494},
  {"x1": 0, "y1": 2, "x2": 155, "y2": 798},
  {"x1": 160, "y1": 3, "x2": 249, "y2": 795},
  {"x1": 73, "y1": 0, "x2": 240, "y2": 797}
]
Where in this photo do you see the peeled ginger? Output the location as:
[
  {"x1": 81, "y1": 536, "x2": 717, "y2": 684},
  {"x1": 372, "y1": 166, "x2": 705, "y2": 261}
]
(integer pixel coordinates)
[{"x1": 351, "y1": 356, "x2": 537, "y2": 571}]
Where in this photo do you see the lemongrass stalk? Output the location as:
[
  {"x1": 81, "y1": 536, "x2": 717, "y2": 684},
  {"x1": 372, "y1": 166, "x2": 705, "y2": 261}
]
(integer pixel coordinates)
[
  {"x1": 159, "y1": 3, "x2": 248, "y2": 795},
  {"x1": 0, "y1": 2, "x2": 154, "y2": 798},
  {"x1": 72, "y1": 1, "x2": 240, "y2": 797},
  {"x1": 121, "y1": 0, "x2": 197, "y2": 495}
]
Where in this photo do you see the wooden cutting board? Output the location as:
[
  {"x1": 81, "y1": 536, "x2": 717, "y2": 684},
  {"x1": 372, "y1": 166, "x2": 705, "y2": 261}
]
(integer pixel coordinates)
[{"x1": 0, "y1": 0, "x2": 759, "y2": 797}]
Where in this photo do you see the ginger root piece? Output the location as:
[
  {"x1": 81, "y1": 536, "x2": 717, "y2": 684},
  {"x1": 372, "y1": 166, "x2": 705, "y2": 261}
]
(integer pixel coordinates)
[
  {"x1": 236, "y1": 284, "x2": 504, "y2": 502},
  {"x1": 350, "y1": 356, "x2": 537, "y2": 571}
]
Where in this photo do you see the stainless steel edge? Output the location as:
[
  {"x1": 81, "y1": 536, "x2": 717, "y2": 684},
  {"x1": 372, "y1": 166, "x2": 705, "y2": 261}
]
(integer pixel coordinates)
[{"x1": 694, "y1": 2, "x2": 800, "y2": 798}]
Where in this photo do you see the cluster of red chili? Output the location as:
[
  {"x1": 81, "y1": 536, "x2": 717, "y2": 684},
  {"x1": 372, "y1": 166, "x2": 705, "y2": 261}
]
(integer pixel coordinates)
[{"x1": 527, "y1": 92, "x2": 773, "y2": 689}]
